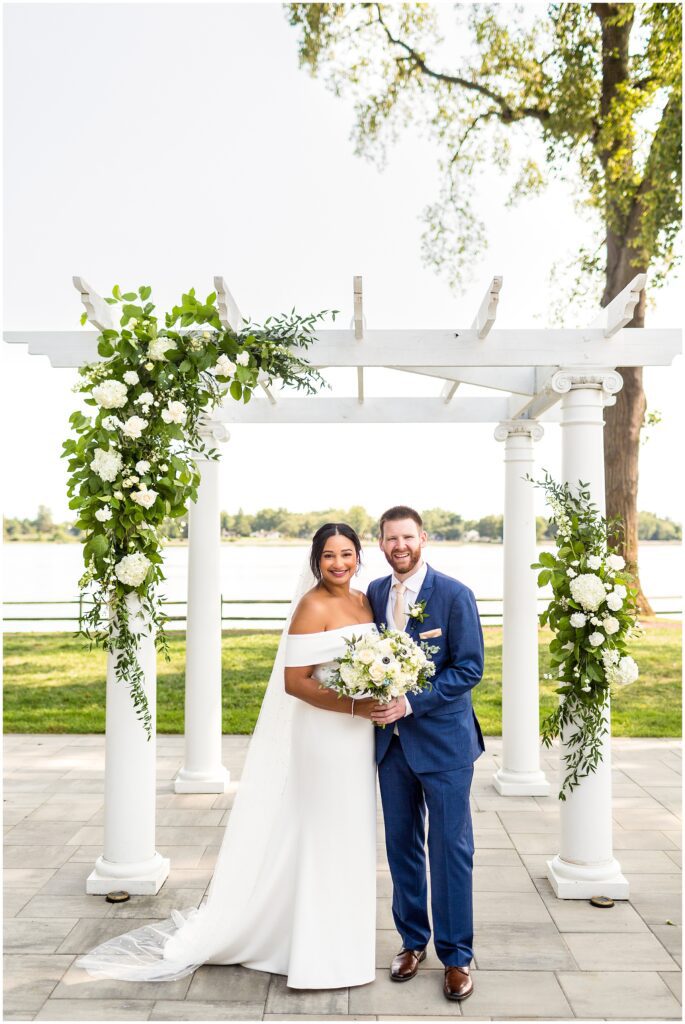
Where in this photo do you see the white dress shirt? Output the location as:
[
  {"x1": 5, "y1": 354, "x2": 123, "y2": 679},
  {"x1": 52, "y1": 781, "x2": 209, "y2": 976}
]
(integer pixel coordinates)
[{"x1": 386, "y1": 559, "x2": 428, "y2": 729}]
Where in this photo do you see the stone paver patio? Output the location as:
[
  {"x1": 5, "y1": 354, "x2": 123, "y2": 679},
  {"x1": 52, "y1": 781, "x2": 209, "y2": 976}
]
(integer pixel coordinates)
[{"x1": 3, "y1": 734, "x2": 681, "y2": 1021}]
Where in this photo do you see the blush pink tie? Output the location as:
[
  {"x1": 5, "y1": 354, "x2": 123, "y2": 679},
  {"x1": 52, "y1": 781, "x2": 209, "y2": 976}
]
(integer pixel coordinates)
[{"x1": 392, "y1": 582, "x2": 407, "y2": 632}]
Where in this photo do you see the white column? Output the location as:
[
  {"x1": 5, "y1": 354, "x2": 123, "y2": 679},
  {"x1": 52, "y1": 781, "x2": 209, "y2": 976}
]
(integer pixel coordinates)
[
  {"x1": 174, "y1": 416, "x2": 231, "y2": 793},
  {"x1": 87, "y1": 593, "x2": 170, "y2": 894},
  {"x1": 493, "y1": 421, "x2": 550, "y2": 796},
  {"x1": 546, "y1": 369, "x2": 629, "y2": 899}
]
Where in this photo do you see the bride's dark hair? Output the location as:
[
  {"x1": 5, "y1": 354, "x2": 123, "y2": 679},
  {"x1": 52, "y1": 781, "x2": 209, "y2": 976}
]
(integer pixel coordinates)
[{"x1": 309, "y1": 523, "x2": 362, "y2": 580}]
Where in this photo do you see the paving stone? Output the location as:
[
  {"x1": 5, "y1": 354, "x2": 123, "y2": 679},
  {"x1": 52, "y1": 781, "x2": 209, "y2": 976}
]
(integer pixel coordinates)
[
  {"x1": 617, "y1": 850, "x2": 681, "y2": 872},
  {"x1": 152, "y1": 1000, "x2": 264, "y2": 1020},
  {"x1": 473, "y1": 923, "x2": 576, "y2": 970},
  {"x1": 540, "y1": 895, "x2": 650, "y2": 933},
  {"x1": 186, "y1": 963, "x2": 271, "y2": 1002},
  {"x1": 474, "y1": 891, "x2": 553, "y2": 924},
  {"x1": 18, "y1": 894, "x2": 113, "y2": 919},
  {"x1": 27, "y1": 801, "x2": 103, "y2": 822},
  {"x1": 473, "y1": 848, "x2": 522, "y2": 866},
  {"x1": 666, "y1": 849, "x2": 682, "y2": 867},
  {"x1": 156, "y1": 793, "x2": 219, "y2": 809},
  {"x1": 3, "y1": 845, "x2": 74, "y2": 869},
  {"x1": 265, "y1": 974, "x2": 349, "y2": 1015},
  {"x1": 473, "y1": 865, "x2": 536, "y2": 892},
  {"x1": 155, "y1": 845, "x2": 207, "y2": 869},
  {"x1": 4, "y1": 868, "x2": 56, "y2": 889},
  {"x1": 3, "y1": 953, "x2": 75, "y2": 1011},
  {"x1": 563, "y1": 930, "x2": 679, "y2": 970},
  {"x1": 613, "y1": 829, "x2": 680, "y2": 850},
  {"x1": 630, "y1": 892, "x2": 682, "y2": 926},
  {"x1": 35, "y1": 998, "x2": 155, "y2": 1019},
  {"x1": 507, "y1": 834, "x2": 559, "y2": 854},
  {"x1": 349, "y1": 968, "x2": 458, "y2": 1016},
  {"x1": 557, "y1": 970, "x2": 682, "y2": 1018},
  {"x1": 40, "y1": 861, "x2": 96, "y2": 895},
  {"x1": 107, "y1": 888, "x2": 203, "y2": 919},
  {"x1": 650, "y1": 924, "x2": 682, "y2": 957},
  {"x1": 4, "y1": 918, "x2": 79, "y2": 953},
  {"x1": 663, "y1": 830, "x2": 682, "y2": 849},
  {"x1": 375, "y1": 931, "x2": 441, "y2": 969},
  {"x1": 265, "y1": 1017, "x2": 374, "y2": 1022},
  {"x1": 613, "y1": 808, "x2": 682, "y2": 831},
  {"x1": 497, "y1": 812, "x2": 559, "y2": 834},
  {"x1": 472, "y1": 830, "x2": 513, "y2": 849},
  {"x1": 624, "y1": 872, "x2": 682, "y2": 893},
  {"x1": 660, "y1": 970, "x2": 682, "y2": 1003},
  {"x1": 3, "y1": 889, "x2": 37, "y2": 918},
  {"x1": 459, "y1": 969, "x2": 572, "y2": 1017},
  {"x1": 162, "y1": 868, "x2": 213, "y2": 889},
  {"x1": 4, "y1": 822, "x2": 82, "y2": 846},
  {"x1": 51, "y1": 962, "x2": 192, "y2": 1001},
  {"x1": 55, "y1": 917, "x2": 155, "y2": 954}
]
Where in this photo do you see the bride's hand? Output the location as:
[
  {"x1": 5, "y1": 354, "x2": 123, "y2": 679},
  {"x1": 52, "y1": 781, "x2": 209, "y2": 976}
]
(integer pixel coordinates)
[{"x1": 352, "y1": 697, "x2": 382, "y2": 721}]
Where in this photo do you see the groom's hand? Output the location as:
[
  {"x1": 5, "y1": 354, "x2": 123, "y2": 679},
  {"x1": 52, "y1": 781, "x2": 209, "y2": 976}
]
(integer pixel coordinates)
[{"x1": 370, "y1": 697, "x2": 406, "y2": 725}]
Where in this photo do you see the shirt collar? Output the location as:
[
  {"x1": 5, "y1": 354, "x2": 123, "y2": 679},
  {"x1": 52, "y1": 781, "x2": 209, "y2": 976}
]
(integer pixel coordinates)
[{"x1": 392, "y1": 559, "x2": 427, "y2": 597}]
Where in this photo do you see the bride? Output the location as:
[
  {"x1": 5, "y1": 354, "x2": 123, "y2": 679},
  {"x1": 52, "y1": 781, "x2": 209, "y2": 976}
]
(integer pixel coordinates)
[{"x1": 76, "y1": 522, "x2": 389, "y2": 989}]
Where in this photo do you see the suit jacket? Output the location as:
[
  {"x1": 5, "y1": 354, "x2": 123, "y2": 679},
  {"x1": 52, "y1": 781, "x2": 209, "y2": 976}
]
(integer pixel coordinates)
[{"x1": 367, "y1": 563, "x2": 485, "y2": 772}]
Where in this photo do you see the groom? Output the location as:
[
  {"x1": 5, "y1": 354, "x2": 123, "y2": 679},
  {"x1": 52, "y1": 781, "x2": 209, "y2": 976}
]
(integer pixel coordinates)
[{"x1": 367, "y1": 506, "x2": 485, "y2": 1002}]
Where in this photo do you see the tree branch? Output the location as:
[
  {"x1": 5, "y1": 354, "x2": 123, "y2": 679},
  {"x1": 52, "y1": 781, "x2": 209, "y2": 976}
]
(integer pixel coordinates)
[{"x1": 372, "y1": 4, "x2": 550, "y2": 126}]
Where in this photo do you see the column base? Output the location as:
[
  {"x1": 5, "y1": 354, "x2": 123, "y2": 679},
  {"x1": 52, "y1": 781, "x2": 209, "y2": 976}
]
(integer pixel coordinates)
[
  {"x1": 493, "y1": 767, "x2": 551, "y2": 796},
  {"x1": 87, "y1": 851, "x2": 170, "y2": 895},
  {"x1": 546, "y1": 853, "x2": 630, "y2": 900},
  {"x1": 174, "y1": 764, "x2": 231, "y2": 794}
]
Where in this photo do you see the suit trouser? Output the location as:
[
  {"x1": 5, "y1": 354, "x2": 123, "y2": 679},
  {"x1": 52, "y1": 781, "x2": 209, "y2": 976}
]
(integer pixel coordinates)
[{"x1": 378, "y1": 733, "x2": 475, "y2": 966}]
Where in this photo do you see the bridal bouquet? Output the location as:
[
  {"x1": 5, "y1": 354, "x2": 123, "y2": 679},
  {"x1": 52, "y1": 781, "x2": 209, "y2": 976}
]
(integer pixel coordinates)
[{"x1": 324, "y1": 628, "x2": 438, "y2": 705}]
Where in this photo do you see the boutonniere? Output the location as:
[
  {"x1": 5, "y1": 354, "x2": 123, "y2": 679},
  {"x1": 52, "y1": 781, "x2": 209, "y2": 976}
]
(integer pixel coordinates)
[{"x1": 408, "y1": 600, "x2": 428, "y2": 623}]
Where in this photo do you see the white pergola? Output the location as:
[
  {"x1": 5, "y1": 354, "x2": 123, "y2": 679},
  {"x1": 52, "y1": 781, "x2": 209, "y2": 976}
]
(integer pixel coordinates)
[{"x1": 4, "y1": 274, "x2": 681, "y2": 902}]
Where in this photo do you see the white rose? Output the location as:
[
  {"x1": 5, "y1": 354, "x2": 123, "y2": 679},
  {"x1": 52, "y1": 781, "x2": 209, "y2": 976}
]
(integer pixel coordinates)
[
  {"x1": 613, "y1": 584, "x2": 627, "y2": 599},
  {"x1": 236, "y1": 351, "x2": 250, "y2": 366},
  {"x1": 606, "y1": 592, "x2": 623, "y2": 611},
  {"x1": 148, "y1": 337, "x2": 175, "y2": 361},
  {"x1": 123, "y1": 370, "x2": 140, "y2": 385},
  {"x1": 569, "y1": 573, "x2": 607, "y2": 612},
  {"x1": 113, "y1": 490, "x2": 124, "y2": 500},
  {"x1": 160, "y1": 463, "x2": 169, "y2": 472},
  {"x1": 368, "y1": 661, "x2": 387, "y2": 681},
  {"x1": 131, "y1": 487, "x2": 158, "y2": 509},
  {"x1": 122, "y1": 416, "x2": 148, "y2": 439},
  {"x1": 114, "y1": 552, "x2": 151, "y2": 587},
  {"x1": 214, "y1": 354, "x2": 237, "y2": 377},
  {"x1": 357, "y1": 649, "x2": 375, "y2": 665},
  {"x1": 603, "y1": 616, "x2": 620, "y2": 635},
  {"x1": 569, "y1": 612, "x2": 587, "y2": 628},
  {"x1": 587, "y1": 555, "x2": 602, "y2": 570},
  {"x1": 135, "y1": 392, "x2": 154, "y2": 408},
  {"x1": 95, "y1": 507, "x2": 112, "y2": 522},
  {"x1": 89, "y1": 447, "x2": 123, "y2": 482},
  {"x1": 607, "y1": 554, "x2": 626, "y2": 571},
  {"x1": 161, "y1": 401, "x2": 187, "y2": 425},
  {"x1": 102, "y1": 415, "x2": 123, "y2": 431},
  {"x1": 135, "y1": 460, "x2": 151, "y2": 475},
  {"x1": 589, "y1": 631, "x2": 605, "y2": 647},
  {"x1": 92, "y1": 379, "x2": 128, "y2": 409}
]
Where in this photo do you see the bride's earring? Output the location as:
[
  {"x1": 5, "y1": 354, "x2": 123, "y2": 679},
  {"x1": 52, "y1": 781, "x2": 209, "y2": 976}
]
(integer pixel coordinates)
[{"x1": 355, "y1": 560, "x2": 361, "y2": 575}]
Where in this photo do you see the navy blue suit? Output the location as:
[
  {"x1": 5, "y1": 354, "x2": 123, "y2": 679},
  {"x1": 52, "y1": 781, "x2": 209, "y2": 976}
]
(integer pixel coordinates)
[{"x1": 367, "y1": 564, "x2": 485, "y2": 966}]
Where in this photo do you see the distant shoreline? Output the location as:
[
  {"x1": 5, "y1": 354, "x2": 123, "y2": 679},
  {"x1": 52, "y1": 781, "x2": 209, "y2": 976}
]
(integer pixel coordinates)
[{"x1": 3, "y1": 537, "x2": 680, "y2": 547}]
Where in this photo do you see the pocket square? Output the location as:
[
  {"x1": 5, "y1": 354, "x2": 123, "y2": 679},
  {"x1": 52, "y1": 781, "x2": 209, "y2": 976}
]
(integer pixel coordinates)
[{"x1": 419, "y1": 627, "x2": 442, "y2": 639}]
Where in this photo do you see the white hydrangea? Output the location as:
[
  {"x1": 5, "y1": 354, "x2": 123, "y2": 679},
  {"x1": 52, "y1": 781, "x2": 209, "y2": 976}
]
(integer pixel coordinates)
[
  {"x1": 613, "y1": 584, "x2": 627, "y2": 599},
  {"x1": 214, "y1": 354, "x2": 237, "y2": 377},
  {"x1": 114, "y1": 552, "x2": 151, "y2": 587},
  {"x1": 606, "y1": 655, "x2": 639, "y2": 687},
  {"x1": 123, "y1": 370, "x2": 140, "y2": 385},
  {"x1": 161, "y1": 401, "x2": 187, "y2": 425},
  {"x1": 148, "y1": 337, "x2": 176, "y2": 361},
  {"x1": 602, "y1": 616, "x2": 620, "y2": 635},
  {"x1": 92, "y1": 379, "x2": 128, "y2": 409},
  {"x1": 607, "y1": 554, "x2": 626, "y2": 571},
  {"x1": 569, "y1": 612, "x2": 587, "y2": 628},
  {"x1": 236, "y1": 351, "x2": 250, "y2": 366},
  {"x1": 589, "y1": 631, "x2": 605, "y2": 647},
  {"x1": 131, "y1": 487, "x2": 158, "y2": 509},
  {"x1": 601, "y1": 648, "x2": 620, "y2": 668},
  {"x1": 94, "y1": 507, "x2": 113, "y2": 522},
  {"x1": 587, "y1": 555, "x2": 602, "y2": 570},
  {"x1": 135, "y1": 460, "x2": 151, "y2": 475},
  {"x1": 122, "y1": 416, "x2": 148, "y2": 439},
  {"x1": 135, "y1": 392, "x2": 154, "y2": 409},
  {"x1": 90, "y1": 447, "x2": 123, "y2": 482},
  {"x1": 566, "y1": 568, "x2": 577, "y2": 578},
  {"x1": 606, "y1": 591, "x2": 623, "y2": 611},
  {"x1": 569, "y1": 573, "x2": 607, "y2": 611}
]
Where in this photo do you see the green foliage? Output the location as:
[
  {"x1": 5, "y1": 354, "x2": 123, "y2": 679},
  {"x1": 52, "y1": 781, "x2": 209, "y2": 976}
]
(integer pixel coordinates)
[
  {"x1": 286, "y1": 3, "x2": 681, "y2": 291},
  {"x1": 62, "y1": 284, "x2": 334, "y2": 736},
  {"x1": 529, "y1": 470, "x2": 642, "y2": 799}
]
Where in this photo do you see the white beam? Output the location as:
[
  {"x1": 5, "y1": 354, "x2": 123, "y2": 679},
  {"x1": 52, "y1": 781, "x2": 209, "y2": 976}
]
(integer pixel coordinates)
[
  {"x1": 472, "y1": 275, "x2": 502, "y2": 339},
  {"x1": 407, "y1": 366, "x2": 537, "y2": 395},
  {"x1": 353, "y1": 275, "x2": 364, "y2": 340},
  {"x1": 72, "y1": 277, "x2": 115, "y2": 333},
  {"x1": 590, "y1": 273, "x2": 647, "y2": 338},
  {"x1": 441, "y1": 380, "x2": 460, "y2": 403},
  {"x1": 3, "y1": 326, "x2": 680, "y2": 369},
  {"x1": 508, "y1": 366, "x2": 624, "y2": 421},
  {"x1": 214, "y1": 275, "x2": 275, "y2": 404},
  {"x1": 215, "y1": 396, "x2": 510, "y2": 424}
]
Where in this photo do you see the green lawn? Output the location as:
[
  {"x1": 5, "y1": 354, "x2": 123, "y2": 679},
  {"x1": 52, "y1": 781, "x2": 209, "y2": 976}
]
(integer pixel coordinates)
[{"x1": 2, "y1": 621, "x2": 681, "y2": 736}]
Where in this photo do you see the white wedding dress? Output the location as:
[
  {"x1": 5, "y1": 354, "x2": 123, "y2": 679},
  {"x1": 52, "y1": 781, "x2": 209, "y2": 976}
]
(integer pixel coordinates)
[{"x1": 76, "y1": 564, "x2": 377, "y2": 990}]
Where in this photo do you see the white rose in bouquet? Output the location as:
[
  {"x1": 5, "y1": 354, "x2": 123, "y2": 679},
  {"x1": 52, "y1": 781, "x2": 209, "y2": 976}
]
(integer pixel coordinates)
[
  {"x1": 123, "y1": 371, "x2": 140, "y2": 385},
  {"x1": 588, "y1": 631, "x2": 605, "y2": 647},
  {"x1": 131, "y1": 487, "x2": 158, "y2": 509},
  {"x1": 93, "y1": 379, "x2": 128, "y2": 409},
  {"x1": 122, "y1": 416, "x2": 148, "y2": 439},
  {"x1": 606, "y1": 591, "x2": 623, "y2": 611},
  {"x1": 602, "y1": 616, "x2": 620, "y2": 635},
  {"x1": 607, "y1": 554, "x2": 626, "y2": 571},
  {"x1": 161, "y1": 401, "x2": 187, "y2": 425},
  {"x1": 148, "y1": 337, "x2": 175, "y2": 361}
]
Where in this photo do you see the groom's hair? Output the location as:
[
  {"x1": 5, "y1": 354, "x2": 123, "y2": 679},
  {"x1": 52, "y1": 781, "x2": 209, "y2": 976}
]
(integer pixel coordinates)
[{"x1": 379, "y1": 506, "x2": 423, "y2": 538}]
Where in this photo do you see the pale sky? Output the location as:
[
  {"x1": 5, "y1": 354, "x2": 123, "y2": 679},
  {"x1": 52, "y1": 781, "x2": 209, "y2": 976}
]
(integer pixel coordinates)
[{"x1": 2, "y1": 2, "x2": 682, "y2": 523}]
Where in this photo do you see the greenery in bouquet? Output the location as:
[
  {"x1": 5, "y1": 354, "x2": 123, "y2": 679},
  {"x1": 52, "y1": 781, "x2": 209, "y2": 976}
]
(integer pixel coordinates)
[
  {"x1": 528, "y1": 470, "x2": 641, "y2": 799},
  {"x1": 325, "y1": 627, "x2": 438, "y2": 714},
  {"x1": 63, "y1": 284, "x2": 334, "y2": 738}
]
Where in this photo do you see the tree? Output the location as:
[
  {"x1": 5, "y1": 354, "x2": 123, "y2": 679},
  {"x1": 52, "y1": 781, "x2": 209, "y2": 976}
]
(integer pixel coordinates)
[
  {"x1": 286, "y1": 2, "x2": 682, "y2": 614},
  {"x1": 35, "y1": 505, "x2": 53, "y2": 534}
]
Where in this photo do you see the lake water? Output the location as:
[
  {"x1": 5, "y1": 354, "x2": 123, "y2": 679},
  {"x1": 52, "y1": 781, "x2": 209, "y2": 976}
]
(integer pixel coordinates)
[{"x1": 3, "y1": 541, "x2": 681, "y2": 632}]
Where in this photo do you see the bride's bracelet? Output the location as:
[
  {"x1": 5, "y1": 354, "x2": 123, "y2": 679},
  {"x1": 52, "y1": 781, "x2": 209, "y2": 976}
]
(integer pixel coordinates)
[{"x1": 350, "y1": 698, "x2": 355, "y2": 718}]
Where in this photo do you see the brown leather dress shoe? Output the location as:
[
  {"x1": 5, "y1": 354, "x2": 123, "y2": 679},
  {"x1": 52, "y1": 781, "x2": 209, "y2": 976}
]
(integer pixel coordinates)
[
  {"x1": 390, "y1": 947, "x2": 427, "y2": 982},
  {"x1": 443, "y1": 965, "x2": 473, "y2": 1001}
]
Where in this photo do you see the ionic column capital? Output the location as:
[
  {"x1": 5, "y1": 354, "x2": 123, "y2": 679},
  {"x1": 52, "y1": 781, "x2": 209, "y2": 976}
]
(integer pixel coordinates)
[
  {"x1": 548, "y1": 367, "x2": 623, "y2": 396},
  {"x1": 494, "y1": 420, "x2": 544, "y2": 443}
]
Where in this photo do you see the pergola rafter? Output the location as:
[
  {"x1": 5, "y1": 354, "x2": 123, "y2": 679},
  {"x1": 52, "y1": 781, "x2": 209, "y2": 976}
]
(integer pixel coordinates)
[{"x1": 3, "y1": 272, "x2": 681, "y2": 904}]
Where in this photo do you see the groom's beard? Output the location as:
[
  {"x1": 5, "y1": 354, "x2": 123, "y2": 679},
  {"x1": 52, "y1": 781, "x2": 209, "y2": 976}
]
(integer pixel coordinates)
[{"x1": 387, "y1": 549, "x2": 422, "y2": 575}]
